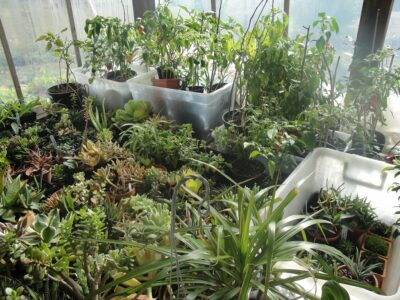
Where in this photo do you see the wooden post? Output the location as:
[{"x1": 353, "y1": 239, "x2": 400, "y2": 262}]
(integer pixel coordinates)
[
  {"x1": 0, "y1": 17, "x2": 24, "y2": 102},
  {"x1": 284, "y1": 0, "x2": 290, "y2": 37},
  {"x1": 211, "y1": 0, "x2": 217, "y2": 14},
  {"x1": 133, "y1": 0, "x2": 156, "y2": 19},
  {"x1": 66, "y1": 0, "x2": 82, "y2": 67},
  {"x1": 352, "y1": 0, "x2": 394, "y2": 61}
]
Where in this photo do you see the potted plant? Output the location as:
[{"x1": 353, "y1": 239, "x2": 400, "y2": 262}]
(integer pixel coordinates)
[
  {"x1": 369, "y1": 221, "x2": 393, "y2": 239},
  {"x1": 82, "y1": 16, "x2": 138, "y2": 82},
  {"x1": 305, "y1": 186, "x2": 353, "y2": 244},
  {"x1": 181, "y1": 7, "x2": 238, "y2": 93},
  {"x1": 362, "y1": 234, "x2": 391, "y2": 257},
  {"x1": 138, "y1": 4, "x2": 185, "y2": 89},
  {"x1": 337, "y1": 249, "x2": 380, "y2": 288},
  {"x1": 345, "y1": 49, "x2": 400, "y2": 157},
  {"x1": 361, "y1": 250, "x2": 388, "y2": 285},
  {"x1": 36, "y1": 29, "x2": 84, "y2": 108},
  {"x1": 344, "y1": 195, "x2": 377, "y2": 241}
]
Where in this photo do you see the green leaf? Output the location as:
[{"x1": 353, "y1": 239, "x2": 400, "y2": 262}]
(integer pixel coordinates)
[
  {"x1": 321, "y1": 280, "x2": 350, "y2": 300},
  {"x1": 46, "y1": 41, "x2": 52, "y2": 51},
  {"x1": 316, "y1": 36, "x2": 325, "y2": 51},
  {"x1": 268, "y1": 160, "x2": 275, "y2": 178},
  {"x1": 41, "y1": 226, "x2": 56, "y2": 243},
  {"x1": 36, "y1": 35, "x2": 46, "y2": 42}
]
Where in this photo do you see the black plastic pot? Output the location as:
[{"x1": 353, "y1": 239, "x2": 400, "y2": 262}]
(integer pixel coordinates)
[
  {"x1": 106, "y1": 69, "x2": 137, "y2": 82},
  {"x1": 227, "y1": 155, "x2": 268, "y2": 186},
  {"x1": 187, "y1": 86, "x2": 205, "y2": 93},
  {"x1": 19, "y1": 111, "x2": 37, "y2": 124},
  {"x1": 347, "y1": 131, "x2": 385, "y2": 157},
  {"x1": 222, "y1": 109, "x2": 247, "y2": 131},
  {"x1": 47, "y1": 83, "x2": 85, "y2": 109},
  {"x1": 209, "y1": 82, "x2": 227, "y2": 92}
]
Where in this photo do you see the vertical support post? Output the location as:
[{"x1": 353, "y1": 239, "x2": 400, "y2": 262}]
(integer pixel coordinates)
[
  {"x1": 133, "y1": 0, "x2": 156, "y2": 19},
  {"x1": 66, "y1": 0, "x2": 82, "y2": 67},
  {"x1": 0, "y1": 18, "x2": 24, "y2": 102},
  {"x1": 352, "y1": 0, "x2": 394, "y2": 61},
  {"x1": 211, "y1": 0, "x2": 217, "y2": 14},
  {"x1": 284, "y1": 0, "x2": 290, "y2": 37}
]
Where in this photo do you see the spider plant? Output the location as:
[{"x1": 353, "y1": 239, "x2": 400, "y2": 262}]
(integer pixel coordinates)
[{"x1": 90, "y1": 184, "x2": 379, "y2": 299}]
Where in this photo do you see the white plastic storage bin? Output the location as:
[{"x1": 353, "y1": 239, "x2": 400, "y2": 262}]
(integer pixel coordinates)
[
  {"x1": 128, "y1": 80, "x2": 234, "y2": 138},
  {"x1": 73, "y1": 64, "x2": 156, "y2": 110},
  {"x1": 271, "y1": 148, "x2": 400, "y2": 299}
]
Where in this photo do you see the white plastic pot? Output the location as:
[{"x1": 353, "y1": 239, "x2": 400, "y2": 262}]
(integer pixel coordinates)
[
  {"x1": 267, "y1": 148, "x2": 400, "y2": 299},
  {"x1": 73, "y1": 64, "x2": 155, "y2": 110},
  {"x1": 128, "y1": 78, "x2": 234, "y2": 138}
]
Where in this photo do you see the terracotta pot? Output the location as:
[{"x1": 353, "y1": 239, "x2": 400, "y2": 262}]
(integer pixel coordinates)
[
  {"x1": 360, "y1": 250, "x2": 388, "y2": 278},
  {"x1": 337, "y1": 265, "x2": 380, "y2": 288},
  {"x1": 308, "y1": 226, "x2": 341, "y2": 245},
  {"x1": 152, "y1": 78, "x2": 180, "y2": 89},
  {"x1": 361, "y1": 233, "x2": 392, "y2": 258}
]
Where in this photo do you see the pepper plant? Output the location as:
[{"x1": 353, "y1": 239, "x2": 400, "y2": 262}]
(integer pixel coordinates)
[
  {"x1": 138, "y1": 4, "x2": 187, "y2": 79},
  {"x1": 83, "y1": 16, "x2": 138, "y2": 82}
]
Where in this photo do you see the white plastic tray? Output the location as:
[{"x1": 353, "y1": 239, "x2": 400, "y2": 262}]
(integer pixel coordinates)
[
  {"x1": 73, "y1": 64, "x2": 155, "y2": 110},
  {"x1": 128, "y1": 78, "x2": 234, "y2": 138},
  {"x1": 269, "y1": 148, "x2": 400, "y2": 299}
]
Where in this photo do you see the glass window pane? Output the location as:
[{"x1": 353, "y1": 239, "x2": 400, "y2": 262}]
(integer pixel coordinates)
[
  {"x1": 0, "y1": 50, "x2": 18, "y2": 102},
  {"x1": 385, "y1": 0, "x2": 400, "y2": 67},
  {"x1": 289, "y1": 0, "x2": 364, "y2": 78},
  {"x1": 216, "y1": 0, "x2": 284, "y2": 28},
  {"x1": 1, "y1": 0, "x2": 70, "y2": 97}
]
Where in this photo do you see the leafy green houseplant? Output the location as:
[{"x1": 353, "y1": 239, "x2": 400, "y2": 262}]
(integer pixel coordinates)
[
  {"x1": 345, "y1": 49, "x2": 400, "y2": 157},
  {"x1": 306, "y1": 186, "x2": 353, "y2": 243},
  {"x1": 337, "y1": 249, "x2": 380, "y2": 288},
  {"x1": 180, "y1": 7, "x2": 238, "y2": 92},
  {"x1": 138, "y1": 4, "x2": 187, "y2": 88},
  {"x1": 36, "y1": 28, "x2": 84, "y2": 108},
  {"x1": 95, "y1": 186, "x2": 376, "y2": 299},
  {"x1": 83, "y1": 16, "x2": 138, "y2": 82}
]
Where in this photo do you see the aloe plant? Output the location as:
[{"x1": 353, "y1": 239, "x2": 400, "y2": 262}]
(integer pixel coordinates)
[{"x1": 0, "y1": 175, "x2": 42, "y2": 222}]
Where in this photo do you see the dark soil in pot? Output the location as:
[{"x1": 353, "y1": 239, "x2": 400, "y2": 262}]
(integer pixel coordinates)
[
  {"x1": 48, "y1": 83, "x2": 85, "y2": 109},
  {"x1": 337, "y1": 266, "x2": 379, "y2": 288},
  {"x1": 307, "y1": 225, "x2": 342, "y2": 244},
  {"x1": 228, "y1": 157, "x2": 267, "y2": 186},
  {"x1": 187, "y1": 86, "x2": 205, "y2": 93},
  {"x1": 222, "y1": 109, "x2": 247, "y2": 132},
  {"x1": 347, "y1": 131, "x2": 385, "y2": 157},
  {"x1": 106, "y1": 69, "x2": 137, "y2": 82},
  {"x1": 19, "y1": 111, "x2": 37, "y2": 124},
  {"x1": 209, "y1": 82, "x2": 227, "y2": 92}
]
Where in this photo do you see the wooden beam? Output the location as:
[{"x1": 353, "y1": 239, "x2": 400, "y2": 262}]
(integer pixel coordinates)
[
  {"x1": 0, "y1": 17, "x2": 24, "y2": 102},
  {"x1": 66, "y1": 0, "x2": 82, "y2": 67},
  {"x1": 284, "y1": 0, "x2": 290, "y2": 37},
  {"x1": 133, "y1": 0, "x2": 156, "y2": 19},
  {"x1": 353, "y1": 0, "x2": 394, "y2": 61},
  {"x1": 211, "y1": 0, "x2": 217, "y2": 14}
]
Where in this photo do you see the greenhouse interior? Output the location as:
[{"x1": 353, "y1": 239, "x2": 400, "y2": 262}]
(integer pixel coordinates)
[{"x1": 1, "y1": 0, "x2": 400, "y2": 299}]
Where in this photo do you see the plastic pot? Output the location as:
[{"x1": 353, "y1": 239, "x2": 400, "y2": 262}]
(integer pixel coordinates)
[
  {"x1": 152, "y1": 78, "x2": 180, "y2": 89},
  {"x1": 187, "y1": 86, "x2": 205, "y2": 93},
  {"x1": 47, "y1": 83, "x2": 85, "y2": 109}
]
